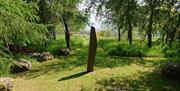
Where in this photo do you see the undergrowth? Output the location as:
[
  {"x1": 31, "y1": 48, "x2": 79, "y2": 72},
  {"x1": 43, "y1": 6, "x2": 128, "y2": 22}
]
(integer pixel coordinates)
[
  {"x1": 98, "y1": 39, "x2": 179, "y2": 57},
  {"x1": 0, "y1": 46, "x2": 13, "y2": 77}
]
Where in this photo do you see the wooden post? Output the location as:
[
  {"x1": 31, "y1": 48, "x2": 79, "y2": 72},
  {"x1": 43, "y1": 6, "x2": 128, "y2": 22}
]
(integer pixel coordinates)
[{"x1": 87, "y1": 26, "x2": 97, "y2": 73}]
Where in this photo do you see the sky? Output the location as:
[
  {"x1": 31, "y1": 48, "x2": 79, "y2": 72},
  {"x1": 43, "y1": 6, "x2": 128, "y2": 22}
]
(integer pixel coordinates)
[
  {"x1": 78, "y1": 0, "x2": 145, "y2": 31},
  {"x1": 85, "y1": 12, "x2": 102, "y2": 31},
  {"x1": 78, "y1": 0, "x2": 103, "y2": 31}
]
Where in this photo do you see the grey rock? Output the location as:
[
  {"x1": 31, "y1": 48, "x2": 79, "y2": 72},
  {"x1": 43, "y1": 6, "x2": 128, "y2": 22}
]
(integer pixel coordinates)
[
  {"x1": 10, "y1": 59, "x2": 32, "y2": 73},
  {"x1": 29, "y1": 53, "x2": 41, "y2": 58},
  {"x1": 58, "y1": 48, "x2": 70, "y2": 56},
  {"x1": 37, "y1": 52, "x2": 54, "y2": 62},
  {"x1": 161, "y1": 61, "x2": 180, "y2": 80},
  {"x1": 0, "y1": 77, "x2": 14, "y2": 91}
]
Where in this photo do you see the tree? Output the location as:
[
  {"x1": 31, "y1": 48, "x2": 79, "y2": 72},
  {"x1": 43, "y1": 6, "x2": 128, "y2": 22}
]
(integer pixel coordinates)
[
  {"x1": 54, "y1": 0, "x2": 88, "y2": 49},
  {"x1": 144, "y1": 0, "x2": 160, "y2": 48},
  {"x1": 29, "y1": 0, "x2": 88, "y2": 49},
  {"x1": 159, "y1": 0, "x2": 180, "y2": 46},
  {"x1": 140, "y1": 0, "x2": 180, "y2": 47},
  {"x1": 0, "y1": 0, "x2": 48, "y2": 49},
  {"x1": 86, "y1": 0, "x2": 180, "y2": 48},
  {"x1": 147, "y1": 0, "x2": 155, "y2": 47},
  {"x1": 38, "y1": 0, "x2": 59, "y2": 40},
  {"x1": 86, "y1": 0, "x2": 138, "y2": 45}
]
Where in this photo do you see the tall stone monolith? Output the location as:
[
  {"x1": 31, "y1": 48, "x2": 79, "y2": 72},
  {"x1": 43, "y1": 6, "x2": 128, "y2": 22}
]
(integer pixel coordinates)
[{"x1": 87, "y1": 26, "x2": 97, "y2": 73}]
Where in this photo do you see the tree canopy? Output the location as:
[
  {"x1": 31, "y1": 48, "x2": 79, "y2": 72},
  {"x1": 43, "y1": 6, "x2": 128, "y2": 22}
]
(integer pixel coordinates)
[
  {"x1": 87, "y1": 0, "x2": 180, "y2": 46},
  {"x1": 0, "y1": 0, "x2": 48, "y2": 46}
]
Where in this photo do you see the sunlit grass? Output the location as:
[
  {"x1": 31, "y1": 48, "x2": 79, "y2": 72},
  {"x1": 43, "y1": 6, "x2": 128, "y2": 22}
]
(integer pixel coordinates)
[
  {"x1": 4, "y1": 36, "x2": 179, "y2": 91},
  {"x1": 11, "y1": 47, "x2": 180, "y2": 91}
]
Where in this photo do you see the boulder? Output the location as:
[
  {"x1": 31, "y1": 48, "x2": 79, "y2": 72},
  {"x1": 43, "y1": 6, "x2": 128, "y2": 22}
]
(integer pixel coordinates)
[
  {"x1": 28, "y1": 53, "x2": 41, "y2": 58},
  {"x1": 0, "y1": 78, "x2": 14, "y2": 91},
  {"x1": 37, "y1": 52, "x2": 54, "y2": 62},
  {"x1": 10, "y1": 59, "x2": 32, "y2": 73},
  {"x1": 57, "y1": 48, "x2": 70, "y2": 56},
  {"x1": 161, "y1": 61, "x2": 180, "y2": 81}
]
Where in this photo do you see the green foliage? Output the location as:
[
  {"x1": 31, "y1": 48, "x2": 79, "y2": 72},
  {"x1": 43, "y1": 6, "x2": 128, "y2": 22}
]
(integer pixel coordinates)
[
  {"x1": 0, "y1": 46, "x2": 13, "y2": 77},
  {"x1": 11, "y1": 44, "x2": 180, "y2": 91},
  {"x1": 98, "y1": 39, "x2": 166, "y2": 57},
  {"x1": 0, "y1": 0, "x2": 48, "y2": 46},
  {"x1": 97, "y1": 30, "x2": 112, "y2": 37},
  {"x1": 71, "y1": 36, "x2": 89, "y2": 48},
  {"x1": 46, "y1": 38, "x2": 65, "y2": 54},
  {"x1": 0, "y1": 56, "x2": 12, "y2": 77},
  {"x1": 88, "y1": 0, "x2": 180, "y2": 46},
  {"x1": 99, "y1": 39, "x2": 145, "y2": 57},
  {"x1": 46, "y1": 35, "x2": 88, "y2": 54},
  {"x1": 38, "y1": 0, "x2": 88, "y2": 31},
  {"x1": 0, "y1": 0, "x2": 49, "y2": 76},
  {"x1": 163, "y1": 41, "x2": 180, "y2": 58},
  {"x1": 107, "y1": 44, "x2": 144, "y2": 57}
]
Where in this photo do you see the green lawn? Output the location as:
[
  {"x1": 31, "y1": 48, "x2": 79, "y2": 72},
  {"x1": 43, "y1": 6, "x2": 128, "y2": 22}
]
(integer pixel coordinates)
[{"x1": 10, "y1": 47, "x2": 180, "y2": 91}]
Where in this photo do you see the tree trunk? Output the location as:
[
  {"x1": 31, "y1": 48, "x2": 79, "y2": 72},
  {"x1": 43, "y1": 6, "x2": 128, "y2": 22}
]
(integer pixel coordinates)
[
  {"x1": 147, "y1": 0, "x2": 155, "y2": 48},
  {"x1": 165, "y1": 33, "x2": 168, "y2": 44},
  {"x1": 169, "y1": 14, "x2": 180, "y2": 46},
  {"x1": 128, "y1": 23, "x2": 132, "y2": 45},
  {"x1": 60, "y1": 16, "x2": 71, "y2": 50},
  {"x1": 127, "y1": 0, "x2": 133, "y2": 45},
  {"x1": 118, "y1": 26, "x2": 121, "y2": 41},
  {"x1": 87, "y1": 26, "x2": 97, "y2": 73},
  {"x1": 52, "y1": 29, "x2": 56, "y2": 40},
  {"x1": 64, "y1": 23, "x2": 71, "y2": 49},
  {"x1": 39, "y1": 0, "x2": 46, "y2": 24},
  {"x1": 48, "y1": 26, "x2": 56, "y2": 40}
]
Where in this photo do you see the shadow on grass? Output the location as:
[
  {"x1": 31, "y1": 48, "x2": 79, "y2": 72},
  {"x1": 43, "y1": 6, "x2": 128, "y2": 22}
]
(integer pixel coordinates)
[
  {"x1": 12, "y1": 47, "x2": 167, "y2": 79},
  {"x1": 95, "y1": 71, "x2": 180, "y2": 91},
  {"x1": 58, "y1": 71, "x2": 87, "y2": 81},
  {"x1": 11, "y1": 49, "x2": 87, "y2": 79}
]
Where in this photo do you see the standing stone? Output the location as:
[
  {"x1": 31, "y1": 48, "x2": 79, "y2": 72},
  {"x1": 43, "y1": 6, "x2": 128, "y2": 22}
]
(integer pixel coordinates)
[{"x1": 87, "y1": 26, "x2": 97, "y2": 73}]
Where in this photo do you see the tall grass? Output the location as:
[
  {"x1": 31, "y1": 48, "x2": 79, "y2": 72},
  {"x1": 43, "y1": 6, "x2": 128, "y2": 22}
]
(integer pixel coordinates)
[
  {"x1": 46, "y1": 35, "x2": 89, "y2": 54},
  {"x1": 98, "y1": 39, "x2": 170, "y2": 57},
  {"x1": 0, "y1": 46, "x2": 13, "y2": 77},
  {"x1": 0, "y1": 56, "x2": 12, "y2": 77},
  {"x1": 162, "y1": 41, "x2": 180, "y2": 58}
]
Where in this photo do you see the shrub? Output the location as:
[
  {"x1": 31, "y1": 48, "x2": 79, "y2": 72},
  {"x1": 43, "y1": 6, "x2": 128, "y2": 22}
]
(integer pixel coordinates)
[
  {"x1": 98, "y1": 39, "x2": 165, "y2": 57},
  {"x1": 163, "y1": 42, "x2": 180, "y2": 58},
  {"x1": 0, "y1": 56, "x2": 12, "y2": 77},
  {"x1": 71, "y1": 36, "x2": 88, "y2": 48},
  {"x1": 0, "y1": 46, "x2": 13, "y2": 77},
  {"x1": 106, "y1": 43, "x2": 145, "y2": 57},
  {"x1": 46, "y1": 36, "x2": 88, "y2": 55}
]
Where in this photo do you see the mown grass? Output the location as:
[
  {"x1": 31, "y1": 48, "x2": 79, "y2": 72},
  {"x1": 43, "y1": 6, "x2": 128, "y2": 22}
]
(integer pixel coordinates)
[
  {"x1": 10, "y1": 45, "x2": 180, "y2": 91},
  {"x1": 13, "y1": 49, "x2": 180, "y2": 91}
]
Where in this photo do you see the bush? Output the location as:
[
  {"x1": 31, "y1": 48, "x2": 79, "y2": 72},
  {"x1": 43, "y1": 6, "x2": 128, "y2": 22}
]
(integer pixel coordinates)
[
  {"x1": 0, "y1": 46, "x2": 13, "y2": 77},
  {"x1": 163, "y1": 42, "x2": 180, "y2": 58},
  {"x1": 145, "y1": 44, "x2": 164, "y2": 57},
  {"x1": 107, "y1": 44, "x2": 145, "y2": 57},
  {"x1": 0, "y1": 56, "x2": 12, "y2": 77},
  {"x1": 71, "y1": 36, "x2": 88, "y2": 48},
  {"x1": 46, "y1": 36, "x2": 88, "y2": 55}
]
